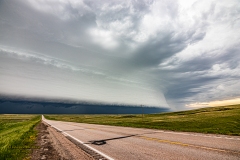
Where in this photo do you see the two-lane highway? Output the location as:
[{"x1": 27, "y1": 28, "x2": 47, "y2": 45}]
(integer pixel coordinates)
[{"x1": 42, "y1": 116, "x2": 240, "y2": 160}]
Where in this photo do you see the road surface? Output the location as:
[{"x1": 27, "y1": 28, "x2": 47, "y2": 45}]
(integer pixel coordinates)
[{"x1": 42, "y1": 116, "x2": 240, "y2": 160}]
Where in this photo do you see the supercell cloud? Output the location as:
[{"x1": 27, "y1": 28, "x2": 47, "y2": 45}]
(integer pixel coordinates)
[{"x1": 0, "y1": 0, "x2": 240, "y2": 110}]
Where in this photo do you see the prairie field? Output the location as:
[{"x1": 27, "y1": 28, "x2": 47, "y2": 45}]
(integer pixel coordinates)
[{"x1": 0, "y1": 114, "x2": 40, "y2": 160}]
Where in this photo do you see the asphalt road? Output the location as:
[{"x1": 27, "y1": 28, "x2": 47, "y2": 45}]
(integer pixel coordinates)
[{"x1": 42, "y1": 116, "x2": 240, "y2": 160}]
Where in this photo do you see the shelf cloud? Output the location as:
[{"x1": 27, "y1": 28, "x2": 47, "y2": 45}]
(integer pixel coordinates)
[{"x1": 0, "y1": 0, "x2": 240, "y2": 111}]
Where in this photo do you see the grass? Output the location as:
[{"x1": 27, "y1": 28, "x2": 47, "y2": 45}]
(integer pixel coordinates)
[
  {"x1": 45, "y1": 104, "x2": 240, "y2": 136},
  {"x1": 0, "y1": 114, "x2": 41, "y2": 160}
]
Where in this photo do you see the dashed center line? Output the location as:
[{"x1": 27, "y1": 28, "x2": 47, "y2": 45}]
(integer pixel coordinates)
[
  {"x1": 155, "y1": 131, "x2": 240, "y2": 140},
  {"x1": 138, "y1": 136, "x2": 240, "y2": 155}
]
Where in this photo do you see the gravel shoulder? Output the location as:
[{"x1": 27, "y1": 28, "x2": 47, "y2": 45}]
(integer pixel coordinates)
[{"x1": 31, "y1": 121, "x2": 94, "y2": 160}]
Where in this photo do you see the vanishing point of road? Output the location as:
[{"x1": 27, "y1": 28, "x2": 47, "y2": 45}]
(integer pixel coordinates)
[{"x1": 42, "y1": 116, "x2": 240, "y2": 160}]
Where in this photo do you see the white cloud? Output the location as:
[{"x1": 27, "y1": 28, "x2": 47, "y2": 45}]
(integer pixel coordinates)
[
  {"x1": 26, "y1": 0, "x2": 89, "y2": 20},
  {"x1": 159, "y1": 0, "x2": 240, "y2": 68},
  {"x1": 89, "y1": 28, "x2": 119, "y2": 49}
]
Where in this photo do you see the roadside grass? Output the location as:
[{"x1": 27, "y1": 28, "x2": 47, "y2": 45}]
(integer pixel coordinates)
[
  {"x1": 0, "y1": 115, "x2": 41, "y2": 160},
  {"x1": 45, "y1": 104, "x2": 240, "y2": 136}
]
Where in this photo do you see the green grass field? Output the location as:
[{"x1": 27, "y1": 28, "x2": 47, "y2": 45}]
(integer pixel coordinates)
[
  {"x1": 45, "y1": 104, "x2": 240, "y2": 136},
  {"x1": 0, "y1": 115, "x2": 40, "y2": 160}
]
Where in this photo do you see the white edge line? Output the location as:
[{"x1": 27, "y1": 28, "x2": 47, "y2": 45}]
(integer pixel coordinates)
[{"x1": 42, "y1": 115, "x2": 114, "y2": 160}]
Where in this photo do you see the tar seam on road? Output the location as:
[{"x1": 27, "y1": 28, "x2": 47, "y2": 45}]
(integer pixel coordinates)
[
  {"x1": 138, "y1": 136, "x2": 240, "y2": 155},
  {"x1": 42, "y1": 115, "x2": 114, "y2": 160}
]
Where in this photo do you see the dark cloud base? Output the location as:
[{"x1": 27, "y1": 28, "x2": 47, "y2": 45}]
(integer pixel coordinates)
[{"x1": 0, "y1": 99, "x2": 169, "y2": 114}]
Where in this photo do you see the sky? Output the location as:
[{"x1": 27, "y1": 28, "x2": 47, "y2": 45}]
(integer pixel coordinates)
[{"x1": 0, "y1": 0, "x2": 240, "y2": 111}]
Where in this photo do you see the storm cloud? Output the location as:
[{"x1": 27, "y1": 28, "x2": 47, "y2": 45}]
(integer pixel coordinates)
[{"x1": 0, "y1": 0, "x2": 240, "y2": 111}]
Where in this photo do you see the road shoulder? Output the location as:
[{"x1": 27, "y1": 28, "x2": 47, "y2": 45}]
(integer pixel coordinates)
[{"x1": 30, "y1": 121, "x2": 94, "y2": 160}]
